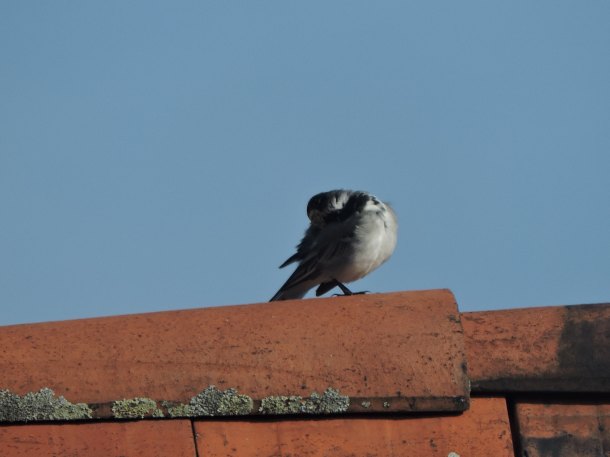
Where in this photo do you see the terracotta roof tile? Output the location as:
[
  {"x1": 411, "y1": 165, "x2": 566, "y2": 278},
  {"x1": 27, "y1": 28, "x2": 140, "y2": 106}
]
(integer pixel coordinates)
[
  {"x1": 514, "y1": 402, "x2": 610, "y2": 457},
  {"x1": 195, "y1": 397, "x2": 514, "y2": 457},
  {"x1": 0, "y1": 289, "x2": 468, "y2": 417},
  {"x1": 1, "y1": 289, "x2": 608, "y2": 456},
  {"x1": 0, "y1": 420, "x2": 195, "y2": 457},
  {"x1": 462, "y1": 303, "x2": 610, "y2": 392}
]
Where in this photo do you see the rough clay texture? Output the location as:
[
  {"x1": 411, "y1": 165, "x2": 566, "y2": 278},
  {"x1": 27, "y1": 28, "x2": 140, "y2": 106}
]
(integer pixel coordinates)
[
  {"x1": 515, "y1": 402, "x2": 610, "y2": 457},
  {"x1": 0, "y1": 295, "x2": 607, "y2": 457},
  {"x1": 0, "y1": 420, "x2": 195, "y2": 457},
  {"x1": 463, "y1": 302, "x2": 610, "y2": 392},
  {"x1": 0, "y1": 290, "x2": 468, "y2": 413},
  {"x1": 196, "y1": 397, "x2": 513, "y2": 457}
]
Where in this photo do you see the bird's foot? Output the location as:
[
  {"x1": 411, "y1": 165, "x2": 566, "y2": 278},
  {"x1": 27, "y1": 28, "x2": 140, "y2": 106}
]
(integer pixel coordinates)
[
  {"x1": 332, "y1": 291, "x2": 370, "y2": 297},
  {"x1": 331, "y1": 280, "x2": 369, "y2": 296}
]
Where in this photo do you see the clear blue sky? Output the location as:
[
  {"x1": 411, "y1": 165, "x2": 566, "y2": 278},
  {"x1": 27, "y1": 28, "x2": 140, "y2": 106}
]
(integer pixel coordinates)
[{"x1": 2, "y1": 2, "x2": 609, "y2": 325}]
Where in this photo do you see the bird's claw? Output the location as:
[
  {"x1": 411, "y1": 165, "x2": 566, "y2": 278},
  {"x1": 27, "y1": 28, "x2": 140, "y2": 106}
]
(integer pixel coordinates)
[{"x1": 332, "y1": 290, "x2": 370, "y2": 297}]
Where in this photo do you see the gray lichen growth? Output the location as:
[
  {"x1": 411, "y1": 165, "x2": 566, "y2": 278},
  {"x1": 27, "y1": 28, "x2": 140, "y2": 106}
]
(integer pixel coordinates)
[
  {"x1": 0, "y1": 388, "x2": 92, "y2": 422},
  {"x1": 163, "y1": 402, "x2": 191, "y2": 417},
  {"x1": 166, "y1": 386, "x2": 253, "y2": 417},
  {"x1": 217, "y1": 389, "x2": 254, "y2": 415},
  {"x1": 259, "y1": 395, "x2": 304, "y2": 414},
  {"x1": 112, "y1": 397, "x2": 164, "y2": 419},
  {"x1": 302, "y1": 388, "x2": 350, "y2": 414},
  {"x1": 259, "y1": 388, "x2": 349, "y2": 415},
  {"x1": 361, "y1": 400, "x2": 371, "y2": 409}
]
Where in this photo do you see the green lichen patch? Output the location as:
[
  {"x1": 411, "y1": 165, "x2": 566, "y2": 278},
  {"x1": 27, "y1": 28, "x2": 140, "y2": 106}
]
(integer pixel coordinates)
[
  {"x1": 166, "y1": 386, "x2": 253, "y2": 417},
  {"x1": 259, "y1": 395, "x2": 303, "y2": 414},
  {"x1": 0, "y1": 388, "x2": 92, "y2": 422},
  {"x1": 217, "y1": 389, "x2": 254, "y2": 415},
  {"x1": 163, "y1": 402, "x2": 191, "y2": 417},
  {"x1": 302, "y1": 388, "x2": 350, "y2": 414},
  {"x1": 112, "y1": 397, "x2": 164, "y2": 419},
  {"x1": 260, "y1": 388, "x2": 349, "y2": 415}
]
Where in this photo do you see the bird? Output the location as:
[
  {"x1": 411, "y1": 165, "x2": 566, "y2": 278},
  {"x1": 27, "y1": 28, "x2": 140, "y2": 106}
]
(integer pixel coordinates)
[{"x1": 270, "y1": 189, "x2": 397, "y2": 301}]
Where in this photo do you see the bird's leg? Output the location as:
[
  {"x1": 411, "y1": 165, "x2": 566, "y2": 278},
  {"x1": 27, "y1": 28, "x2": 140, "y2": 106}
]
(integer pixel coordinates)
[
  {"x1": 331, "y1": 279, "x2": 369, "y2": 297},
  {"x1": 334, "y1": 280, "x2": 353, "y2": 295}
]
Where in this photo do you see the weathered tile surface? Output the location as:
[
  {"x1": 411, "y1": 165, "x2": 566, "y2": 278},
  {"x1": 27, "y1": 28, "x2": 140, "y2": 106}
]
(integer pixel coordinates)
[
  {"x1": 0, "y1": 420, "x2": 195, "y2": 457},
  {"x1": 0, "y1": 290, "x2": 468, "y2": 414},
  {"x1": 195, "y1": 397, "x2": 513, "y2": 457},
  {"x1": 515, "y1": 402, "x2": 610, "y2": 457},
  {"x1": 463, "y1": 303, "x2": 610, "y2": 392}
]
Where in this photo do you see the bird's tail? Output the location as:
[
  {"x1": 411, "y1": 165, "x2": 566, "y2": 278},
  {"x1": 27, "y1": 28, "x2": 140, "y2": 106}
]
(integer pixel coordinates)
[{"x1": 269, "y1": 281, "x2": 313, "y2": 301}]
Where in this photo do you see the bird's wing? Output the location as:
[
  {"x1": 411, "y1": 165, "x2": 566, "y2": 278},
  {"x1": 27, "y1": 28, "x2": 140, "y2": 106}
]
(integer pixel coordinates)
[
  {"x1": 278, "y1": 253, "x2": 300, "y2": 269},
  {"x1": 278, "y1": 225, "x2": 321, "y2": 268},
  {"x1": 272, "y1": 222, "x2": 356, "y2": 296}
]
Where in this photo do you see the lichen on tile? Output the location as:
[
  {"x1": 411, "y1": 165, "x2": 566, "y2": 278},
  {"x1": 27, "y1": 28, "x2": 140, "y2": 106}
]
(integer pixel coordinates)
[
  {"x1": 216, "y1": 388, "x2": 253, "y2": 415},
  {"x1": 259, "y1": 395, "x2": 304, "y2": 414},
  {"x1": 301, "y1": 388, "x2": 350, "y2": 414},
  {"x1": 260, "y1": 388, "x2": 349, "y2": 415},
  {"x1": 112, "y1": 397, "x2": 164, "y2": 419},
  {"x1": 0, "y1": 388, "x2": 92, "y2": 422},
  {"x1": 166, "y1": 386, "x2": 253, "y2": 417},
  {"x1": 163, "y1": 401, "x2": 191, "y2": 417}
]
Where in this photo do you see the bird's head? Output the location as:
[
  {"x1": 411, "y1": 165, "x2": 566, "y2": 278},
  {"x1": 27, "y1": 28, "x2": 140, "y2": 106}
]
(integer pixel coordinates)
[{"x1": 306, "y1": 190, "x2": 353, "y2": 225}]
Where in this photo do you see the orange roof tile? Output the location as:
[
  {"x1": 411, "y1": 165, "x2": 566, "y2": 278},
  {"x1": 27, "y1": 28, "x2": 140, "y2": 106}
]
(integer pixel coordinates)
[
  {"x1": 462, "y1": 303, "x2": 610, "y2": 392},
  {"x1": 1, "y1": 289, "x2": 609, "y2": 457},
  {"x1": 0, "y1": 420, "x2": 195, "y2": 457},
  {"x1": 514, "y1": 402, "x2": 610, "y2": 456},
  {"x1": 196, "y1": 397, "x2": 513, "y2": 457},
  {"x1": 0, "y1": 289, "x2": 468, "y2": 416}
]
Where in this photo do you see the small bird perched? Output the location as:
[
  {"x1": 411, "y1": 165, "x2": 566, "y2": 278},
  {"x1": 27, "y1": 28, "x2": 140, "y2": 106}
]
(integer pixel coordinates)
[{"x1": 270, "y1": 189, "x2": 398, "y2": 301}]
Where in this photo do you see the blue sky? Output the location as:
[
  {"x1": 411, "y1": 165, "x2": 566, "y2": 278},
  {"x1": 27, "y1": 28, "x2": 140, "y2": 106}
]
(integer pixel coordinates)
[{"x1": 1, "y1": 2, "x2": 609, "y2": 325}]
